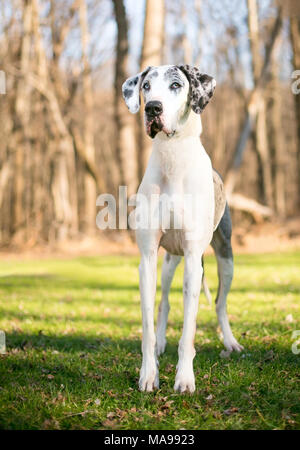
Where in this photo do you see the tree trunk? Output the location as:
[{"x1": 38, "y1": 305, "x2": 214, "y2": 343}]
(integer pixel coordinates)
[
  {"x1": 12, "y1": 0, "x2": 32, "y2": 242},
  {"x1": 255, "y1": 96, "x2": 274, "y2": 207},
  {"x1": 31, "y1": 0, "x2": 78, "y2": 240},
  {"x1": 290, "y1": 13, "x2": 300, "y2": 209},
  {"x1": 194, "y1": 0, "x2": 203, "y2": 66},
  {"x1": 112, "y1": 0, "x2": 138, "y2": 197},
  {"x1": 247, "y1": 0, "x2": 261, "y2": 84},
  {"x1": 79, "y1": 0, "x2": 97, "y2": 233},
  {"x1": 137, "y1": 0, "x2": 165, "y2": 182},
  {"x1": 247, "y1": 0, "x2": 273, "y2": 208},
  {"x1": 225, "y1": 7, "x2": 282, "y2": 199},
  {"x1": 182, "y1": 1, "x2": 192, "y2": 64},
  {"x1": 270, "y1": 54, "x2": 286, "y2": 217}
]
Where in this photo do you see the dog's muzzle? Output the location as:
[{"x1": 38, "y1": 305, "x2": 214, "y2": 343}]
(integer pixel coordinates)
[{"x1": 145, "y1": 101, "x2": 164, "y2": 139}]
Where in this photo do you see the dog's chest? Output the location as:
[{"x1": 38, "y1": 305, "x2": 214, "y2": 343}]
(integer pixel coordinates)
[
  {"x1": 157, "y1": 147, "x2": 188, "y2": 180},
  {"x1": 142, "y1": 138, "x2": 215, "y2": 255},
  {"x1": 153, "y1": 136, "x2": 198, "y2": 180}
]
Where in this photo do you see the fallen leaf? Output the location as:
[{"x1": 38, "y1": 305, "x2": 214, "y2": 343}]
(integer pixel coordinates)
[
  {"x1": 165, "y1": 364, "x2": 174, "y2": 373},
  {"x1": 116, "y1": 408, "x2": 127, "y2": 419},
  {"x1": 102, "y1": 419, "x2": 118, "y2": 428},
  {"x1": 42, "y1": 419, "x2": 60, "y2": 429},
  {"x1": 161, "y1": 400, "x2": 174, "y2": 410},
  {"x1": 224, "y1": 407, "x2": 239, "y2": 416}
]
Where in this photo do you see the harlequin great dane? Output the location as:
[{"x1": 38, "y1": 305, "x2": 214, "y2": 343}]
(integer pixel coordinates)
[{"x1": 122, "y1": 65, "x2": 243, "y2": 393}]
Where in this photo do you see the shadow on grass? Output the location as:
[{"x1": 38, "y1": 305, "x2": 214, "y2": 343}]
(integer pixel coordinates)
[
  {"x1": 2, "y1": 329, "x2": 299, "y2": 432},
  {"x1": 4, "y1": 330, "x2": 297, "y2": 364},
  {"x1": 0, "y1": 274, "x2": 140, "y2": 292},
  {"x1": 1, "y1": 274, "x2": 299, "y2": 298},
  {"x1": 0, "y1": 309, "x2": 142, "y2": 327}
]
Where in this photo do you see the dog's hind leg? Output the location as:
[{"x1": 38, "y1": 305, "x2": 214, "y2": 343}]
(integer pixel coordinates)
[
  {"x1": 156, "y1": 252, "x2": 181, "y2": 356},
  {"x1": 211, "y1": 204, "x2": 243, "y2": 354}
]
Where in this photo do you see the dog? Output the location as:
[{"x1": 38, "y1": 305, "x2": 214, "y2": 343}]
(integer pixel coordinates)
[{"x1": 122, "y1": 65, "x2": 243, "y2": 393}]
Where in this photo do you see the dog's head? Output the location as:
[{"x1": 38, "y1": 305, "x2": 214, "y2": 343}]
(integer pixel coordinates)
[{"x1": 122, "y1": 65, "x2": 216, "y2": 139}]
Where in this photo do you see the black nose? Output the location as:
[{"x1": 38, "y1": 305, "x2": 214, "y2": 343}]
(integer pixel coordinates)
[{"x1": 145, "y1": 101, "x2": 163, "y2": 117}]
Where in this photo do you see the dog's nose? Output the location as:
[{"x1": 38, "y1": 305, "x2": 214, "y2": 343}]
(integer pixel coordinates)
[{"x1": 145, "y1": 101, "x2": 163, "y2": 117}]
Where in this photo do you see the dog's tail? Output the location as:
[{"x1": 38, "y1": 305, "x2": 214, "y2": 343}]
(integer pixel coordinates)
[
  {"x1": 202, "y1": 274, "x2": 212, "y2": 305},
  {"x1": 202, "y1": 257, "x2": 212, "y2": 305}
]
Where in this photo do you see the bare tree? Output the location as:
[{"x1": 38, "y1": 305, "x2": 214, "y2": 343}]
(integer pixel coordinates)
[
  {"x1": 289, "y1": 3, "x2": 300, "y2": 208},
  {"x1": 269, "y1": 50, "x2": 286, "y2": 217},
  {"x1": 0, "y1": 0, "x2": 299, "y2": 247},
  {"x1": 79, "y1": 0, "x2": 97, "y2": 232},
  {"x1": 225, "y1": 5, "x2": 282, "y2": 214},
  {"x1": 247, "y1": 0, "x2": 273, "y2": 208},
  {"x1": 194, "y1": 0, "x2": 203, "y2": 66},
  {"x1": 12, "y1": 0, "x2": 32, "y2": 242},
  {"x1": 31, "y1": 0, "x2": 78, "y2": 240},
  {"x1": 182, "y1": 1, "x2": 192, "y2": 64},
  {"x1": 112, "y1": 0, "x2": 138, "y2": 197},
  {"x1": 137, "y1": 0, "x2": 165, "y2": 181}
]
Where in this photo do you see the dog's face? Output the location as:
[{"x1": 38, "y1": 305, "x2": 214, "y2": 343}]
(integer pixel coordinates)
[{"x1": 122, "y1": 65, "x2": 216, "y2": 139}]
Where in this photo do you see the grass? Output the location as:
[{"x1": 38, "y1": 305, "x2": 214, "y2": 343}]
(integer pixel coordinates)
[{"x1": 0, "y1": 251, "x2": 299, "y2": 430}]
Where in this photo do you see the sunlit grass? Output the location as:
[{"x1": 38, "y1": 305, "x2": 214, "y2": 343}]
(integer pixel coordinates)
[{"x1": 0, "y1": 252, "x2": 299, "y2": 429}]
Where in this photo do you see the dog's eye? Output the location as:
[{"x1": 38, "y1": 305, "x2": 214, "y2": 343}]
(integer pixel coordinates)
[
  {"x1": 170, "y1": 82, "x2": 181, "y2": 90},
  {"x1": 143, "y1": 81, "x2": 150, "y2": 91}
]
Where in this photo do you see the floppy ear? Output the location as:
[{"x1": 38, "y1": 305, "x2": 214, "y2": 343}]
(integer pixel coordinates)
[
  {"x1": 177, "y1": 65, "x2": 216, "y2": 114},
  {"x1": 122, "y1": 66, "x2": 152, "y2": 114}
]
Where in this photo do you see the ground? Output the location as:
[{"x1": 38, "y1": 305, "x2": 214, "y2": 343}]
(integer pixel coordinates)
[{"x1": 0, "y1": 251, "x2": 299, "y2": 430}]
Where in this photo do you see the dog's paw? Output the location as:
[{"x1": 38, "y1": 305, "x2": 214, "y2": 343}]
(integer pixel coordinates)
[
  {"x1": 174, "y1": 370, "x2": 195, "y2": 393},
  {"x1": 139, "y1": 365, "x2": 159, "y2": 392},
  {"x1": 223, "y1": 337, "x2": 244, "y2": 355}
]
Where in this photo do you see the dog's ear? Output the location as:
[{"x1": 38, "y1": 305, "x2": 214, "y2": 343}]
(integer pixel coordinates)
[
  {"x1": 122, "y1": 66, "x2": 152, "y2": 114},
  {"x1": 177, "y1": 65, "x2": 216, "y2": 114}
]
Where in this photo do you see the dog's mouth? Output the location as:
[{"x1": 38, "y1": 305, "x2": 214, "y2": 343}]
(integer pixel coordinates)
[
  {"x1": 146, "y1": 117, "x2": 175, "y2": 139},
  {"x1": 146, "y1": 117, "x2": 163, "y2": 138}
]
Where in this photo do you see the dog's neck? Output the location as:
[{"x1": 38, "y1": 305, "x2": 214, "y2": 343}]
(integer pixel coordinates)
[
  {"x1": 151, "y1": 111, "x2": 204, "y2": 180},
  {"x1": 155, "y1": 109, "x2": 202, "y2": 143},
  {"x1": 178, "y1": 109, "x2": 203, "y2": 139}
]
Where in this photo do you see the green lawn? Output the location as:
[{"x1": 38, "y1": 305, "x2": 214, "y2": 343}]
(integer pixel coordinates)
[{"x1": 0, "y1": 252, "x2": 299, "y2": 430}]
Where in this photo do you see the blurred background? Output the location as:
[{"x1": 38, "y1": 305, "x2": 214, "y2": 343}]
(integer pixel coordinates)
[{"x1": 0, "y1": 0, "x2": 299, "y2": 253}]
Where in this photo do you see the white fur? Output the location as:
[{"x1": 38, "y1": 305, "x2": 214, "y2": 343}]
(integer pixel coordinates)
[
  {"x1": 136, "y1": 81, "x2": 214, "y2": 392},
  {"x1": 141, "y1": 65, "x2": 190, "y2": 136},
  {"x1": 125, "y1": 65, "x2": 240, "y2": 393}
]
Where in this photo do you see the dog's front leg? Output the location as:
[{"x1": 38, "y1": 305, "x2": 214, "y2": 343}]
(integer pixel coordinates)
[
  {"x1": 137, "y1": 230, "x2": 160, "y2": 392},
  {"x1": 174, "y1": 248, "x2": 203, "y2": 393}
]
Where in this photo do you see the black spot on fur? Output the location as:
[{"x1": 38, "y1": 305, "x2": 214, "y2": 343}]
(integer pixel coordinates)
[
  {"x1": 177, "y1": 65, "x2": 216, "y2": 114},
  {"x1": 128, "y1": 76, "x2": 138, "y2": 87},
  {"x1": 148, "y1": 70, "x2": 158, "y2": 79},
  {"x1": 122, "y1": 66, "x2": 152, "y2": 113},
  {"x1": 124, "y1": 88, "x2": 133, "y2": 98},
  {"x1": 164, "y1": 66, "x2": 182, "y2": 82}
]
